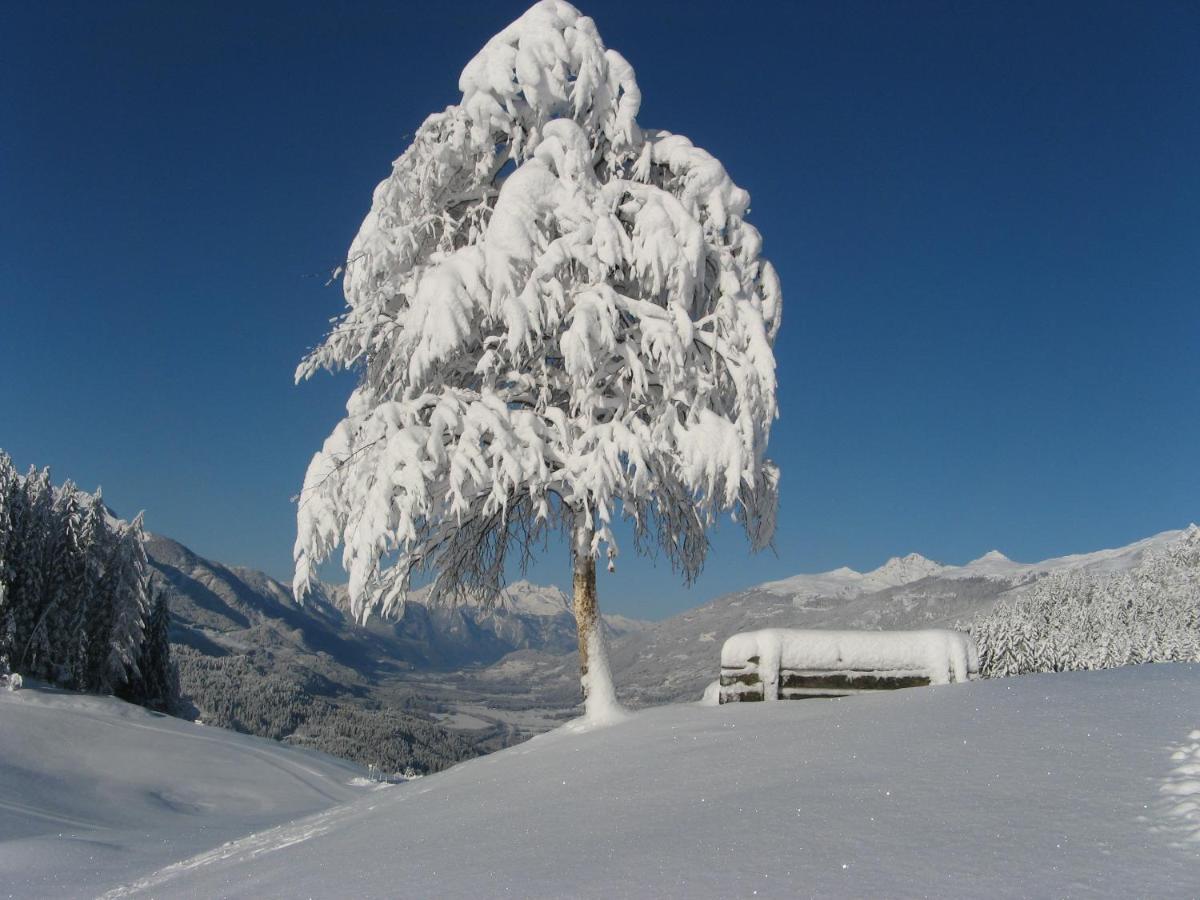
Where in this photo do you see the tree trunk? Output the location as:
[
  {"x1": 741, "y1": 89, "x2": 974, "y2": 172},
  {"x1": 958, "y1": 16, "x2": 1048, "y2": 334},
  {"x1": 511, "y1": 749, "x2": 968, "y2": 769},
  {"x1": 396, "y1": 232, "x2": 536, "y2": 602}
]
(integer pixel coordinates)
[
  {"x1": 572, "y1": 508, "x2": 599, "y2": 700},
  {"x1": 570, "y1": 508, "x2": 623, "y2": 721}
]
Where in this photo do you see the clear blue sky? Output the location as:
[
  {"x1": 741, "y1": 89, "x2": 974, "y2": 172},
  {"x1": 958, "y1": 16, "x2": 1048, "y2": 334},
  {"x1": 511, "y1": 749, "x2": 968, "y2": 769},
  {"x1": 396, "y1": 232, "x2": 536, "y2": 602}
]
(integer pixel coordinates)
[{"x1": 2, "y1": 1, "x2": 1197, "y2": 619}]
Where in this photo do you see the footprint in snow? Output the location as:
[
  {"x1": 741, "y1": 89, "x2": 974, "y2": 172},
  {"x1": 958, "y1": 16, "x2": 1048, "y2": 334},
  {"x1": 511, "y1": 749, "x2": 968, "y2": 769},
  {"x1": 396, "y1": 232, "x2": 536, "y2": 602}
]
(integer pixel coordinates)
[{"x1": 1148, "y1": 728, "x2": 1200, "y2": 851}]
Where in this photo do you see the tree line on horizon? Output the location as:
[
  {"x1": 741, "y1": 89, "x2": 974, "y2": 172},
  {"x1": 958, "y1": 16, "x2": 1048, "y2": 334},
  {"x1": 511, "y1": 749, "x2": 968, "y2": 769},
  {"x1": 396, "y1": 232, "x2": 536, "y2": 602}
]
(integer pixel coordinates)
[
  {"x1": 969, "y1": 526, "x2": 1200, "y2": 677},
  {"x1": 0, "y1": 451, "x2": 177, "y2": 712}
]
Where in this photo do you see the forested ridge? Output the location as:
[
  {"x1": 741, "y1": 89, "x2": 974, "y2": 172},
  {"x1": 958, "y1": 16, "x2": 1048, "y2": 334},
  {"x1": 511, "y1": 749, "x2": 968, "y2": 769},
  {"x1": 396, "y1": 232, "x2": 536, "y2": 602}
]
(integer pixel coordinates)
[
  {"x1": 173, "y1": 646, "x2": 477, "y2": 774},
  {"x1": 969, "y1": 525, "x2": 1200, "y2": 676}
]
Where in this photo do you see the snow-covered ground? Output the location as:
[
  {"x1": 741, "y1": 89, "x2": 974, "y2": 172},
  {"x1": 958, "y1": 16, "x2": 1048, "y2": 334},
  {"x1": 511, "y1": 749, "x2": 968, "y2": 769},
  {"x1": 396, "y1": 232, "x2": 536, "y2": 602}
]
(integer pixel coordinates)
[
  {"x1": 4, "y1": 665, "x2": 1197, "y2": 898},
  {"x1": 0, "y1": 685, "x2": 372, "y2": 898}
]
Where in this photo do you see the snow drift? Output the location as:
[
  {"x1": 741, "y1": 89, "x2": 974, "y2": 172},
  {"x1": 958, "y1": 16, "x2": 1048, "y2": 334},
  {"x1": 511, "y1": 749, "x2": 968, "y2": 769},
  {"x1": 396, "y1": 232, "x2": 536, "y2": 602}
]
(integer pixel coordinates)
[{"x1": 0, "y1": 685, "x2": 370, "y2": 898}]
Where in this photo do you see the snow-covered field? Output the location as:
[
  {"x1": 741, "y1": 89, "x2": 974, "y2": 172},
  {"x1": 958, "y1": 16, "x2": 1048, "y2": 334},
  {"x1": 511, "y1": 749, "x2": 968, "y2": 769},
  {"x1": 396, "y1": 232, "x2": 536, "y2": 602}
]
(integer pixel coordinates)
[
  {"x1": 3, "y1": 665, "x2": 1198, "y2": 898},
  {"x1": 0, "y1": 686, "x2": 372, "y2": 898}
]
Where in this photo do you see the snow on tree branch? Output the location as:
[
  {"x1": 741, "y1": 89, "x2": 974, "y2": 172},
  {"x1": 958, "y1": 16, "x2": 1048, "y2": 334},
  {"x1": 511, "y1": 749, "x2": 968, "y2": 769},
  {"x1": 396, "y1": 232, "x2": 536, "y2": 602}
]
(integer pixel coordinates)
[{"x1": 295, "y1": 1, "x2": 782, "y2": 622}]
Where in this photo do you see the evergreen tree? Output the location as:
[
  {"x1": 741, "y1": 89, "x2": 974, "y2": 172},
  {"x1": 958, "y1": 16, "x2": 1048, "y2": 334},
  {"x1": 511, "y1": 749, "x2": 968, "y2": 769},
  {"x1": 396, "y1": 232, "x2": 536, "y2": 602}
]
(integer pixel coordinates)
[
  {"x1": 969, "y1": 526, "x2": 1200, "y2": 676},
  {"x1": 96, "y1": 515, "x2": 151, "y2": 692},
  {"x1": 120, "y1": 588, "x2": 178, "y2": 713},
  {"x1": 0, "y1": 453, "x2": 15, "y2": 672},
  {"x1": 66, "y1": 491, "x2": 108, "y2": 689},
  {"x1": 0, "y1": 452, "x2": 165, "y2": 707},
  {"x1": 13, "y1": 466, "x2": 53, "y2": 673},
  {"x1": 28, "y1": 482, "x2": 84, "y2": 682}
]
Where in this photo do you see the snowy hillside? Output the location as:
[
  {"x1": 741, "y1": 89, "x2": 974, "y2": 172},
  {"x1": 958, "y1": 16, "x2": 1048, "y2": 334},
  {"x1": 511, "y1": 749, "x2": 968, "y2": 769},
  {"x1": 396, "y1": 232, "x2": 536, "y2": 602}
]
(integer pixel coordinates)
[
  {"x1": 17, "y1": 665, "x2": 1197, "y2": 898},
  {"x1": 146, "y1": 532, "x2": 483, "y2": 774},
  {"x1": 0, "y1": 684, "x2": 372, "y2": 899}
]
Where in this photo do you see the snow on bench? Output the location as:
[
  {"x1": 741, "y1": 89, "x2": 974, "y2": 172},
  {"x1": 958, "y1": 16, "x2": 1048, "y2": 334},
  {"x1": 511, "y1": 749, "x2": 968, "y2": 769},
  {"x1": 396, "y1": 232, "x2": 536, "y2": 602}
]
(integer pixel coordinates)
[{"x1": 719, "y1": 628, "x2": 979, "y2": 703}]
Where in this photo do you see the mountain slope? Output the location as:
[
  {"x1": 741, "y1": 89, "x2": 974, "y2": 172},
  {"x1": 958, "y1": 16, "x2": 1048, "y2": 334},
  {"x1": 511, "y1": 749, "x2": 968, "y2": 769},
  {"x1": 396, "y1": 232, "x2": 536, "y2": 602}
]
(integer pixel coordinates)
[
  {"x1": 148, "y1": 532, "x2": 490, "y2": 772},
  {"x1": 0, "y1": 684, "x2": 371, "y2": 899},
  {"x1": 85, "y1": 664, "x2": 1200, "y2": 899}
]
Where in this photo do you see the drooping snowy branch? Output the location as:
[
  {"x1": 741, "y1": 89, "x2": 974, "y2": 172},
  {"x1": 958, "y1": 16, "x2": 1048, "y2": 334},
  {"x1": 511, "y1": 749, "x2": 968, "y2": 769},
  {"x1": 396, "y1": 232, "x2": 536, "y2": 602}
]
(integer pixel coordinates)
[{"x1": 295, "y1": 1, "x2": 782, "y2": 622}]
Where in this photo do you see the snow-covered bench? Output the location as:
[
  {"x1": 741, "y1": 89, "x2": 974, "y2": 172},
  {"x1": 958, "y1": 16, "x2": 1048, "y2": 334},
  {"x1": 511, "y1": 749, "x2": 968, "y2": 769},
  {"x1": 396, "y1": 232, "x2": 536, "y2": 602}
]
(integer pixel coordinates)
[{"x1": 719, "y1": 628, "x2": 979, "y2": 703}]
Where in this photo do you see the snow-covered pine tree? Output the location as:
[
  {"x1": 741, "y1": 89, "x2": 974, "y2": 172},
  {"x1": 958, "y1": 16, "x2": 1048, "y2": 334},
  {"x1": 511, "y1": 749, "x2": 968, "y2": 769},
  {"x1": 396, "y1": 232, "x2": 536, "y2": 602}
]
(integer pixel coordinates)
[
  {"x1": 27, "y1": 481, "x2": 85, "y2": 683},
  {"x1": 969, "y1": 526, "x2": 1200, "y2": 677},
  {"x1": 0, "y1": 454, "x2": 164, "y2": 700},
  {"x1": 66, "y1": 489, "x2": 108, "y2": 688},
  {"x1": 12, "y1": 466, "x2": 53, "y2": 673},
  {"x1": 99, "y1": 514, "x2": 151, "y2": 692},
  {"x1": 121, "y1": 587, "x2": 179, "y2": 713},
  {"x1": 83, "y1": 494, "x2": 119, "y2": 689},
  {"x1": 0, "y1": 453, "x2": 15, "y2": 673},
  {"x1": 294, "y1": 1, "x2": 782, "y2": 713}
]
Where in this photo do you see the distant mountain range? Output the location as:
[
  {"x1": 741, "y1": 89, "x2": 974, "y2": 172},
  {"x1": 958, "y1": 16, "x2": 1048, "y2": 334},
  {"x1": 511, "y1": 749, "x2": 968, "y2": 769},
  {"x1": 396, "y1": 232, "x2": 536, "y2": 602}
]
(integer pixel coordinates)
[
  {"x1": 320, "y1": 577, "x2": 648, "y2": 668},
  {"x1": 151, "y1": 532, "x2": 647, "y2": 672}
]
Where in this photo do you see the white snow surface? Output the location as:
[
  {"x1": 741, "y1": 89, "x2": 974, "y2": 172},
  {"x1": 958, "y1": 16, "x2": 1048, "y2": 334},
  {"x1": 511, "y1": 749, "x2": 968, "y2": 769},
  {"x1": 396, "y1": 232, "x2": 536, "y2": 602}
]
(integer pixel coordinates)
[
  {"x1": 6, "y1": 666, "x2": 1198, "y2": 898},
  {"x1": 1153, "y1": 728, "x2": 1200, "y2": 848},
  {"x1": 722, "y1": 628, "x2": 979, "y2": 687},
  {"x1": 0, "y1": 685, "x2": 370, "y2": 898}
]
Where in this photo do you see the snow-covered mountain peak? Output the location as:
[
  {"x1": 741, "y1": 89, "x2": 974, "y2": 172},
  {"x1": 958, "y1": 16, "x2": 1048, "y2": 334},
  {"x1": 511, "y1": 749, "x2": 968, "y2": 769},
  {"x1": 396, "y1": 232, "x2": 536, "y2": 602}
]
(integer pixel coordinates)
[
  {"x1": 955, "y1": 549, "x2": 1028, "y2": 579},
  {"x1": 863, "y1": 552, "x2": 945, "y2": 587},
  {"x1": 760, "y1": 554, "x2": 942, "y2": 602},
  {"x1": 495, "y1": 580, "x2": 571, "y2": 616},
  {"x1": 827, "y1": 566, "x2": 860, "y2": 578},
  {"x1": 975, "y1": 550, "x2": 1010, "y2": 563},
  {"x1": 760, "y1": 566, "x2": 868, "y2": 600},
  {"x1": 946, "y1": 527, "x2": 1191, "y2": 583}
]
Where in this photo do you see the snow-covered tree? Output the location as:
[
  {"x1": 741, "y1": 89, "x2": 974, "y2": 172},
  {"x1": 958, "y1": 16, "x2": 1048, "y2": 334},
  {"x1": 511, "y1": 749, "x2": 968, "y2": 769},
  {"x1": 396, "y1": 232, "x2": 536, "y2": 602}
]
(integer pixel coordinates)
[
  {"x1": 62, "y1": 490, "x2": 109, "y2": 688},
  {"x1": 11, "y1": 466, "x2": 53, "y2": 672},
  {"x1": 294, "y1": 1, "x2": 782, "y2": 713},
  {"x1": 27, "y1": 481, "x2": 86, "y2": 683},
  {"x1": 93, "y1": 514, "x2": 151, "y2": 692},
  {"x1": 969, "y1": 525, "x2": 1200, "y2": 677},
  {"x1": 120, "y1": 588, "x2": 179, "y2": 713},
  {"x1": 0, "y1": 451, "x2": 163, "y2": 703},
  {"x1": 0, "y1": 453, "x2": 16, "y2": 673}
]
